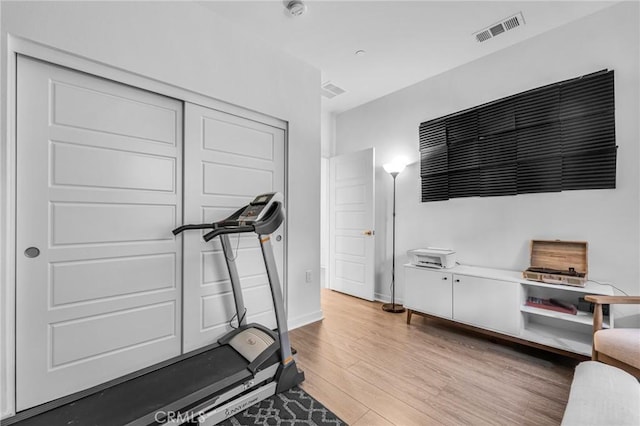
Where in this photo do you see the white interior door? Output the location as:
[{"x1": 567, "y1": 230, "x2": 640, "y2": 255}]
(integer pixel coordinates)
[
  {"x1": 329, "y1": 148, "x2": 375, "y2": 301},
  {"x1": 183, "y1": 103, "x2": 286, "y2": 352},
  {"x1": 15, "y1": 56, "x2": 183, "y2": 410}
]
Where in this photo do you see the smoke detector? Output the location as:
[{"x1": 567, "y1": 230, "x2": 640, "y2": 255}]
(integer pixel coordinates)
[
  {"x1": 474, "y1": 12, "x2": 525, "y2": 43},
  {"x1": 286, "y1": 1, "x2": 307, "y2": 17}
]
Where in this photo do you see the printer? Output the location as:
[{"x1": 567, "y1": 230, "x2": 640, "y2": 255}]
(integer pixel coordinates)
[{"x1": 408, "y1": 248, "x2": 456, "y2": 269}]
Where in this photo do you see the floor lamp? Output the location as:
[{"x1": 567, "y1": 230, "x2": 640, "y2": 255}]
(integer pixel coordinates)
[{"x1": 382, "y1": 160, "x2": 407, "y2": 313}]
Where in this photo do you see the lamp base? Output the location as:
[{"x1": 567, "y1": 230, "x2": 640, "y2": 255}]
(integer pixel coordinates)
[{"x1": 381, "y1": 303, "x2": 405, "y2": 313}]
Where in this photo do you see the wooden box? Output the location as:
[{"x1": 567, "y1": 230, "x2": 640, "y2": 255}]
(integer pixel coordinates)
[{"x1": 522, "y1": 240, "x2": 588, "y2": 287}]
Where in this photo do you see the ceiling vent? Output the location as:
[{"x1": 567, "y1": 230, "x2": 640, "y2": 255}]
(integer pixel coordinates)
[
  {"x1": 474, "y1": 12, "x2": 525, "y2": 43},
  {"x1": 321, "y1": 82, "x2": 346, "y2": 99}
]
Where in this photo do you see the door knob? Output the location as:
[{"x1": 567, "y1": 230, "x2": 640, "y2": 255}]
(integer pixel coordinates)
[
  {"x1": 25, "y1": 247, "x2": 40, "y2": 258},
  {"x1": 363, "y1": 230, "x2": 374, "y2": 236}
]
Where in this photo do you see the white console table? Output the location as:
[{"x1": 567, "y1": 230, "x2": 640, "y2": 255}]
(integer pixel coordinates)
[{"x1": 404, "y1": 264, "x2": 614, "y2": 357}]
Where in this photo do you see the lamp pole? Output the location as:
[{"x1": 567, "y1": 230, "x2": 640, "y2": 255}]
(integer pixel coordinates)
[{"x1": 382, "y1": 170, "x2": 405, "y2": 313}]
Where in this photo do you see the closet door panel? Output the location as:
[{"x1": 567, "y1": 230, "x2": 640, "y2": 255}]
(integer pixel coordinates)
[
  {"x1": 183, "y1": 104, "x2": 285, "y2": 352},
  {"x1": 16, "y1": 55, "x2": 182, "y2": 410}
]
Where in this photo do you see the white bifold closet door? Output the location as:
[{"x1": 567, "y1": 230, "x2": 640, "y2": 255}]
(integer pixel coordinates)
[
  {"x1": 182, "y1": 103, "x2": 286, "y2": 353},
  {"x1": 15, "y1": 55, "x2": 183, "y2": 410}
]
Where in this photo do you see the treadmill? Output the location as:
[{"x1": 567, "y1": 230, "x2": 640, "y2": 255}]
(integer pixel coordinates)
[{"x1": 8, "y1": 192, "x2": 303, "y2": 426}]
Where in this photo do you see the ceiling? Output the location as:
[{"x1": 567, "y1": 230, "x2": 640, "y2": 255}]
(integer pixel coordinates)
[{"x1": 198, "y1": 0, "x2": 618, "y2": 114}]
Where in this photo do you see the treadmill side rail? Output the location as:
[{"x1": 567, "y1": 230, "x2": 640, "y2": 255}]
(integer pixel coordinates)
[
  {"x1": 196, "y1": 382, "x2": 277, "y2": 426},
  {"x1": 157, "y1": 363, "x2": 280, "y2": 426}
]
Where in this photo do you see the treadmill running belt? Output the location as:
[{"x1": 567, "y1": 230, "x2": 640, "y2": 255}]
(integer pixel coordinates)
[{"x1": 13, "y1": 345, "x2": 251, "y2": 426}]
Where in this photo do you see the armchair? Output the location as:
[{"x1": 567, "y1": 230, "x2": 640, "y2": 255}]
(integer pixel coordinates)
[{"x1": 585, "y1": 295, "x2": 640, "y2": 378}]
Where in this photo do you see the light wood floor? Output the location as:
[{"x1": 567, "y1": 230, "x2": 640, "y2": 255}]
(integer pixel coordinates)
[{"x1": 290, "y1": 288, "x2": 579, "y2": 426}]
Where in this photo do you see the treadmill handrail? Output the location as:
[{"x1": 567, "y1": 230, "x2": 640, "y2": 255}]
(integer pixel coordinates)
[
  {"x1": 174, "y1": 202, "x2": 284, "y2": 243},
  {"x1": 203, "y1": 225, "x2": 254, "y2": 242},
  {"x1": 172, "y1": 205, "x2": 248, "y2": 236},
  {"x1": 172, "y1": 223, "x2": 215, "y2": 235}
]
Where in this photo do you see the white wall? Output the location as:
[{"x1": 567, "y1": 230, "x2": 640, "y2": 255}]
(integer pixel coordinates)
[
  {"x1": 0, "y1": 1, "x2": 322, "y2": 418},
  {"x1": 321, "y1": 109, "x2": 336, "y2": 158},
  {"x1": 320, "y1": 158, "x2": 328, "y2": 287},
  {"x1": 320, "y1": 110, "x2": 336, "y2": 288},
  {"x1": 336, "y1": 3, "x2": 640, "y2": 319}
]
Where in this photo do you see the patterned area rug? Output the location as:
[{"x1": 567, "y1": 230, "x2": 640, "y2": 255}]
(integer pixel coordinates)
[{"x1": 218, "y1": 386, "x2": 347, "y2": 426}]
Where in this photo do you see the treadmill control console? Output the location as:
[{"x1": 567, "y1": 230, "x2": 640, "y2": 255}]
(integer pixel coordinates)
[
  {"x1": 238, "y1": 192, "x2": 283, "y2": 224},
  {"x1": 172, "y1": 192, "x2": 285, "y2": 241}
]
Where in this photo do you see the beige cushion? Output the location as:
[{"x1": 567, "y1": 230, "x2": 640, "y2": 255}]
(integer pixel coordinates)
[
  {"x1": 562, "y1": 361, "x2": 640, "y2": 426},
  {"x1": 594, "y1": 328, "x2": 640, "y2": 369}
]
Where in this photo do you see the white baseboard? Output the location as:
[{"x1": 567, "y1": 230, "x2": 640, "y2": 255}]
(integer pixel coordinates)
[{"x1": 288, "y1": 310, "x2": 324, "y2": 330}]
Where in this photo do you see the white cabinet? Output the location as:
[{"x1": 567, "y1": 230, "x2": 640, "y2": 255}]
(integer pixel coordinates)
[
  {"x1": 519, "y1": 280, "x2": 613, "y2": 356},
  {"x1": 404, "y1": 266, "x2": 452, "y2": 319},
  {"x1": 403, "y1": 264, "x2": 613, "y2": 357},
  {"x1": 452, "y1": 274, "x2": 520, "y2": 336}
]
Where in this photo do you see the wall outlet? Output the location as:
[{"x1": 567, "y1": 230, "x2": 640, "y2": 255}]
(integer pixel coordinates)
[{"x1": 305, "y1": 270, "x2": 312, "y2": 283}]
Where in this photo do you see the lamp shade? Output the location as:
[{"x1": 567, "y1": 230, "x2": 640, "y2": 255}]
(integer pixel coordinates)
[{"x1": 383, "y1": 160, "x2": 407, "y2": 175}]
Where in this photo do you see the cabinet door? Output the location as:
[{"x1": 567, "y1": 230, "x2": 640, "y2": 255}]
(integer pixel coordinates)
[
  {"x1": 452, "y1": 275, "x2": 520, "y2": 335},
  {"x1": 404, "y1": 267, "x2": 452, "y2": 319}
]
